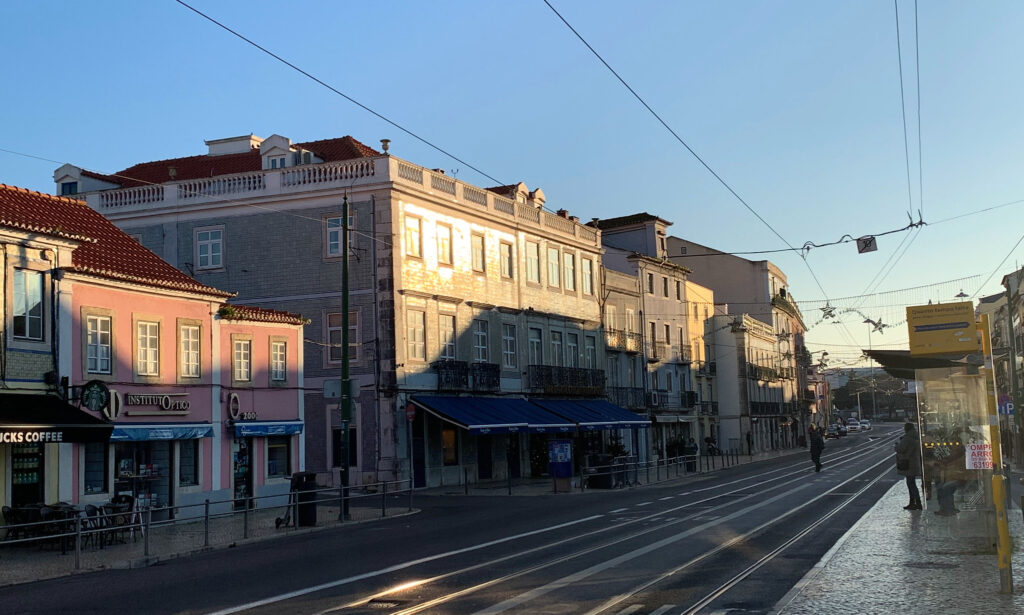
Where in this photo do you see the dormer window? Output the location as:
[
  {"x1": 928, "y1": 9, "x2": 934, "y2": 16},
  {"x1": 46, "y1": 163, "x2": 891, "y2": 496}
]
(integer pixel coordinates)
[
  {"x1": 269, "y1": 155, "x2": 287, "y2": 169},
  {"x1": 60, "y1": 181, "x2": 78, "y2": 196}
]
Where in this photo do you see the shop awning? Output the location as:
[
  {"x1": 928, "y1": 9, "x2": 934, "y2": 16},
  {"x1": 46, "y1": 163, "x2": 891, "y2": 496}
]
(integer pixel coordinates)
[
  {"x1": 111, "y1": 423, "x2": 214, "y2": 441},
  {"x1": 411, "y1": 396, "x2": 576, "y2": 435},
  {"x1": 528, "y1": 399, "x2": 651, "y2": 431},
  {"x1": 233, "y1": 420, "x2": 304, "y2": 437},
  {"x1": 0, "y1": 393, "x2": 112, "y2": 443}
]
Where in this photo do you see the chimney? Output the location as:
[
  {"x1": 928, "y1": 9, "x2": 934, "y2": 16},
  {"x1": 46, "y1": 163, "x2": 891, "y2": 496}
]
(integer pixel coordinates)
[{"x1": 556, "y1": 209, "x2": 569, "y2": 219}]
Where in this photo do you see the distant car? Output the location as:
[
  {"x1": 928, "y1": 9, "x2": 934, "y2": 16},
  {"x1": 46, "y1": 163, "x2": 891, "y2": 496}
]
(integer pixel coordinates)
[
  {"x1": 824, "y1": 425, "x2": 840, "y2": 439},
  {"x1": 837, "y1": 424, "x2": 848, "y2": 436},
  {"x1": 860, "y1": 419, "x2": 872, "y2": 430},
  {"x1": 847, "y1": 420, "x2": 861, "y2": 433}
]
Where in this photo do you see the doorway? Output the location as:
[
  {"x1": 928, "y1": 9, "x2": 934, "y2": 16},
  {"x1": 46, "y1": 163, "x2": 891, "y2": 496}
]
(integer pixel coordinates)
[
  {"x1": 232, "y1": 437, "x2": 253, "y2": 508},
  {"x1": 477, "y1": 435, "x2": 493, "y2": 480}
]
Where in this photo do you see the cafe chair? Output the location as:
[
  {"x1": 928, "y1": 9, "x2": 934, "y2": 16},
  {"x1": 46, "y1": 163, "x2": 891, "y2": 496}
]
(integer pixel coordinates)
[
  {"x1": 82, "y1": 504, "x2": 105, "y2": 548},
  {"x1": 2, "y1": 506, "x2": 24, "y2": 540}
]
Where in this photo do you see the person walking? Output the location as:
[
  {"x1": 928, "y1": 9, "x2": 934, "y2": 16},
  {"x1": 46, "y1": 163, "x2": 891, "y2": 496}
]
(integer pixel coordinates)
[
  {"x1": 896, "y1": 422, "x2": 923, "y2": 510},
  {"x1": 808, "y1": 424, "x2": 825, "y2": 472}
]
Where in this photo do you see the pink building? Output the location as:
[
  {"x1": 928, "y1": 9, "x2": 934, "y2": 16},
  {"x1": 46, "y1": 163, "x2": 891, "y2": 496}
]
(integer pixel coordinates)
[{"x1": 0, "y1": 185, "x2": 305, "y2": 519}]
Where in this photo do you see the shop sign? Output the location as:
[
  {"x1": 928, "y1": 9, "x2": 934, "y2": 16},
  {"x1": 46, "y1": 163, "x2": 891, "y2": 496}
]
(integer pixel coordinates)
[
  {"x1": 966, "y1": 441, "x2": 993, "y2": 470},
  {"x1": 906, "y1": 302, "x2": 979, "y2": 356},
  {"x1": 124, "y1": 393, "x2": 190, "y2": 411},
  {"x1": 227, "y1": 393, "x2": 258, "y2": 421},
  {"x1": 0, "y1": 430, "x2": 64, "y2": 443},
  {"x1": 110, "y1": 390, "x2": 190, "y2": 416}
]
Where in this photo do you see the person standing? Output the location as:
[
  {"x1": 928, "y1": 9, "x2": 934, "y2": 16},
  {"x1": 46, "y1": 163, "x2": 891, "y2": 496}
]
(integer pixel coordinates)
[
  {"x1": 896, "y1": 422, "x2": 923, "y2": 510},
  {"x1": 808, "y1": 424, "x2": 825, "y2": 472}
]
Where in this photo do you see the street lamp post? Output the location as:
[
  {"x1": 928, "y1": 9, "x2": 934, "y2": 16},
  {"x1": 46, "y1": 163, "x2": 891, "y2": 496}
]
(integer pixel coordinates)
[
  {"x1": 339, "y1": 196, "x2": 352, "y2": 521},
  {"x1": 863, "y1": 320, "x2": 879, "y2": 420}
]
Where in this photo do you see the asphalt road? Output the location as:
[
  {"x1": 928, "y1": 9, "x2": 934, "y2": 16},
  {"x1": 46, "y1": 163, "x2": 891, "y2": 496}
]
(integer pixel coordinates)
[{"x1": 3, "y1": 428, "x2": 901, "y2": 615}]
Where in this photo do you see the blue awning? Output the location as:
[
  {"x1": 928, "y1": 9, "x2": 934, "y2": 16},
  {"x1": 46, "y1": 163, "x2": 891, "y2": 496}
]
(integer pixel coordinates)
[
  {"x1": 110, "y1": 423, "x2": 214, "y2": 441},
  {"x1": 528, "y1": 399, "x2": 650, "y2": 431},
  {"x1": 234, "y1": 420, "x2": 304, "y2": 437},
  {"x1": 411, "y1": 396, "x2": 576, "y2": 435}
]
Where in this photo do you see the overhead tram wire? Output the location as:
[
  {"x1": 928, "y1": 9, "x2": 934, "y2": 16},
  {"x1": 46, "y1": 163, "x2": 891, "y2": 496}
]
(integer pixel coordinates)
[
  {"x1": 894, "y1": 0, "x2": 915, "y2": 221},
  {"x1": 544, "y1": 0, "x2": 856, "y2": 345}
]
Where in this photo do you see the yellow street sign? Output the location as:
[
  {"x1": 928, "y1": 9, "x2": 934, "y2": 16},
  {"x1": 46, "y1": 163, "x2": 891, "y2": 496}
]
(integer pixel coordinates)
[{"x1": 906, "y1": 301, "x2": 979, "y2": 356}]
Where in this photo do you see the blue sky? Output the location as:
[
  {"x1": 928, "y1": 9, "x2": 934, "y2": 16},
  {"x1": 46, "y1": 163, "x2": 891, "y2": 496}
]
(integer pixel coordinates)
[{"x1": 3, "y1": 1, "x2": 1022, "y2": 366}]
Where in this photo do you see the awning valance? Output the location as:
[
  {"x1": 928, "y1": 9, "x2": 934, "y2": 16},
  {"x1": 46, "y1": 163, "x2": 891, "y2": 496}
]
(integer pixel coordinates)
[
  {"x1": 529, "y1": 399, "x2": 650, "y2": 431},
  {"x1": 111, "y1": 423, "x2": 214, "y2": 441},
  {"x1": 234, "y1": 420, "x2": 304, "y2": 437},
  {"x1": 411, "y1": 396, "x2": 576, "y2": 435},
  {"x1": 0, "y1": 393, "x2": 112, "y2": 444}
]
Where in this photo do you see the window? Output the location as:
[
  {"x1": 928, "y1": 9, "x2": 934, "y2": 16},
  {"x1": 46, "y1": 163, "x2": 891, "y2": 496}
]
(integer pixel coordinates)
[
  {"x1": 180, "y1": 324, "x2": 200, "y2": 378},
  {"x1": 442, "y1": 426, "x2": 458, "y2": 466},
  {"x1": 473, "y1": 320, "x2": 489, "y2": 362},
  {"x1": 581, "y1": 259, "x2": 593, "y2": 295},
  {"x1": 439, "y1": 314, "x2": 456, "y2": 359},
  {"x1": 233, "y1": 340, "x2": 251, "y2": 382},
  {"x1": 326, "y1": 213, "x2": 355, "y2": 256},
  {"x1": 678, "y1": 327, "x2": 685, "y2": 351},
  {"x1": 179, "y1": 440, "x2": 199, "y2": 486},
  {"x1": 528, "y1": 328, "x2": 543, "y2": 365},
  {"x1": 659, "y1": 236, "x2": 666, "y2": 254},
  {"x1": 60, "y1": 181, "x2": 78, "y2": 196},
  {"x1": 665, "y1": 323, "x2": 671, "y2": 344},
  {"x1": 676, "y1": 280, "x2": 682, "y2": 301},
  {"x1": 526, "y1": 241, "x2": 540, "y2": 283},
  {"x1": 269, "y1": 155, "x2": 286, "y2": 169},
  {"x1": 267, "y1": 436, "x2": 291, "y2": 478},
  {"x1": 662, "y1": 276, "x2": 669, "y2": 297},
  {"x1": 693, "y1": 302, "x2": 698, "y2": 321},
  {"x1": 437, "y1": 223, "x2": 452, "y2": 265},
  {"x1": 471, "y1": 234, "x2": 486, "y2": 272},
  {"x1": 547, "y1": 247, "x2": 560, "y2": 287},
  {"x1": 566, "y1": 333, "x2": 579, "y2": 368},
  {"x1": 667, "y1": 371, "x2": 673, "y2": 391},
  {"x1": 407, "y1": 310, "x2": 425, "y2": 361},
  {"x1": 625, "y1": 308, "x2": 636, "y2": 333},
  {"x1": 502, "y1": 324, "x2": 517, "y2": 368},
  {"x1": 647, "y1": 273, "x2": 655, "y2": 294},
  {"x1": 606, "y1": 305, "x2": 617, "y2": 330},
  {"x1": 563, "y1": 253, "x2": 576, "y2": 291},
  {"x1": 86, "y1": 316, "x2": 112, "y2": 374},
  {"x1": 13, "y1": 269, "x2": 43, "y2": 340},
  {"x1": 327, "y1": 311, "x2": 358, "y2": 362},
  {"x1": 195, "y1": 228, "x2": 223, "y2": 270},
  {"x1": 271, "y1": 341, "x2": 287, "y2": 381},
  {"x1": 136, "y1": 321, "x2": 159, "y2": 376},
  {"x1": 404, "y1": 216, "x2": 422, "y2": 258},
  {"x1": 500, "y1": 242, "x2": 514, "y2": 278},
  {"x1": 584, "y1": 335, "x2": 596, "y2": 369},
  {"x1": 550, "y1": 331, "x2": 563, "y2": 366},
  {"x1": 83, "y1": 442, "x2": 108, "y2": 494}
]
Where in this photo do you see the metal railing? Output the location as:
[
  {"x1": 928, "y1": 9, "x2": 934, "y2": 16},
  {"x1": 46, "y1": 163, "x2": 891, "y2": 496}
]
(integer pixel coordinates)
[
  {"x1": 581, "y1": 449, "x2": 743, "y2": 490},
  {"x1": 0, "y1": 478, "x2": 412, "y2": 572}
]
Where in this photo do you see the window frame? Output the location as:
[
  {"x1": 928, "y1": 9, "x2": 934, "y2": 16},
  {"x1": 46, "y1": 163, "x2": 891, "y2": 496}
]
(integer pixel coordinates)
[
  {"x1": 439, "y1": 313, "x2": 456, "y2": 360},
  {"x1": 404, "y1": 215, "x2": 422, "y2": 258},
  {"x1": 270, "y1": 338, "x2": 288, "y2": 383},
  {"x1": 325, "y1": 212, "x2": 356, "y2": 259},
  {"x1": 581, "y1": 258, "x2": 594, "y2": 295},
  {"x1": 266, "y1": 436, "x2": 292, "y2": 479},
  {"x1": 134, "y1": 319, "x2": 161, "y2": 378},
  {"x1": 526, "y1": 241, "x2": 541, "y2": 284},
  {"x1": 436, "y1": 222, "x2": 453, "y2": 266},
  {"x1": 86, "y1": 314, "x2": 113, "y2": 375},
  {"x1": 12, "y1": 268, "x2": 44, "y2": 341},
  {"x1": 473, "y1": 319, "x2": 489, "y2": 363},
  {"x1": 500, "y1": 242, "x2": 514, "y2": 279},
  {"x1": 547, "y1": 247, "x2": 560, "y2": 288},
  {"x1": 407, "y1": 309, "x2": 426, "y2": 362},
  {"x1": 550, "y1": 331, "x2": 563, "y2": 367},
  {"x1": 326, "y1": 310, "x2": 359, "y2": 363},
  {"x1": 232, "y1": 336, "x2": 253, "y2": 385},
  {"x1": 647, "y1": 273, "x2": 655, "y2": 294},
  {"x1": 563, "y1": 253, "x2": 576, "y2": 291},
  {"x1": 584, "y1": 335, "x2": 597, "y2": 369},
  {"x1": 471, "y1": 233, "x2": 486, "y2": 273},
  {"x1": 178, "y1": 439, "x2": 200, "y2": 487},
  {"x1": 502, "y1": 323, "x2": 517, "y2": 369},
  {"x1": 566, "y1": 332, "x2": 579, "y2": 368},
  {"x1": 177, "y1": 320, "x2": 202, "y2": 381},
  {"x1": 528, "y1": 327, "x2": 543, "y2": 365},
  {"x1": 194, "y1": 225, "x2": 224, "y2": 271}
]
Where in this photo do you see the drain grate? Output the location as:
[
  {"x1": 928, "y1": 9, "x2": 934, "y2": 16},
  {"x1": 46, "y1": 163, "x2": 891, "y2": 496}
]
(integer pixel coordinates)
[
  {"x1": 904, "y1": 562, "x2": 959, "y2": 570},
  {"x1": 365, "y1": 599, "x2": 408, "y2": 609}
]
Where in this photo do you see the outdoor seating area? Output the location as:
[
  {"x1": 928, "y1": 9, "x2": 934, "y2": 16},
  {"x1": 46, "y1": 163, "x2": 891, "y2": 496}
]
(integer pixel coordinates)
[{"x1": 1, "y1": 495, "x2": 139, "y2": 553}]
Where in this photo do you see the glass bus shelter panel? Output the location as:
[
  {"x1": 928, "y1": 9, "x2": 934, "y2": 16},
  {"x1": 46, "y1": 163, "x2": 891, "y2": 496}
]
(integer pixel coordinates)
[{"x1": 914, "y1": 366, "x2": 998, "y2": 546}]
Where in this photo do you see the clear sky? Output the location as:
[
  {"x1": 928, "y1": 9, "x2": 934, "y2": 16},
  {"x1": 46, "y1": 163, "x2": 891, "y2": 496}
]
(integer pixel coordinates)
[{"x1": 2, "y1": 1, "x2": 1022, "y2": 367}]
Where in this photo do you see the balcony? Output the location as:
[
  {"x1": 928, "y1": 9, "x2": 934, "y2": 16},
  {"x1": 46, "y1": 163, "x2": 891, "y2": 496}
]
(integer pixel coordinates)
[
  {"x1": 646, "y1": 341, "x2": 669, "y2": 363},
  {"x1": 432, "y1": 360, "x2": 468, "y2": 391},
  {"x1": 696, "y1": 361, "x2": 717, "y2": 377},
  {"x1": 527, "y1": 365, "x2": 605, "y2": 396},
  {"x1": 470, "y1": 362, "x2": 501, "y2": 392},
  {"x1": 605, "y1": 329, "x2": 643, "y2": 353},
  {"x1": 699, "y1": 401, "x2": 719, "y2": 415},
  {"x1": 651, "y1": 390, "x2": 682, "y2": 409},
  {"x1": 671, "y1": 345, "x2": 693, "y2": 364},
  {"x1": 607, "y1": 386, "x2": 645, "y2": 410}
]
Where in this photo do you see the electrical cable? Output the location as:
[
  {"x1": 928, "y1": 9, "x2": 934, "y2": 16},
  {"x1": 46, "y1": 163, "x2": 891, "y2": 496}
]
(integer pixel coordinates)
[{"x1": 894, "y1": 0, "x2": 915, "y2": 218}]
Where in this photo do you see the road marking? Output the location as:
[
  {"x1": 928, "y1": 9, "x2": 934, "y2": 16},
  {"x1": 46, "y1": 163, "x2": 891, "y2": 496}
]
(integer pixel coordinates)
[
  {"x1": 614, "y1": 606, "x2": 644, "y2": 615},
  {"x1": 658, "y1": 496, "x2": 673, "y2": 501},
  {"x1": 649, "y1": 606, "x2": 675, "y2": 615},
  {"x1": 609, "y1": 508, "x2": 629, "y2": 513},
  {"x1": 203, "y1": 515, "x2": 603, "y2": 615},
  {"x1": 635, "y1": 502, "x2": 652, "y2": 507}
]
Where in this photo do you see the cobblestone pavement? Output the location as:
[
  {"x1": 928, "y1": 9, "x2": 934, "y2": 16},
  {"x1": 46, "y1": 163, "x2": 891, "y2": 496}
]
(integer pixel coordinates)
[
  {"x1": 0, "y1": 493, "x2": 416, "y2": 588},
  {"x1": 775, "y1": 477, "x2": 1024, "y2": 614}
]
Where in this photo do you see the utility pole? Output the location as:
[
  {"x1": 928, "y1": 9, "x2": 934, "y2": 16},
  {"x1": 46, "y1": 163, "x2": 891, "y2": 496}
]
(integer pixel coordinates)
[{"x1": 339, "y1": 196, "x2": 351, "y2": 521}]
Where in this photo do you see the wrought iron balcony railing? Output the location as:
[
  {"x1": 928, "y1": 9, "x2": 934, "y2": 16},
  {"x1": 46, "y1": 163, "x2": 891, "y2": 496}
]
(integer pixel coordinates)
[
  {"x1": 607, "y1": 386, "x2": 645, "y2": 410},
  {"x1": 527, "y1": 365, "x2": 605, "y2": 396}
]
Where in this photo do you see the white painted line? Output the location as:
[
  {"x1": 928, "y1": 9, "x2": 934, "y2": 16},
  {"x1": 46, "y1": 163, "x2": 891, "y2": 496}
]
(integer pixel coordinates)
[
  {"x1": 658, "y1": 496, "x2": 673, "y2": 501},
  {"x1": 649, "y1": 606, "x2": 675, "y2": 615},
  {"x1": 203, "y1": 515, "x2": 604, "y2": 615},
  {"x1": 609, "y1": 508, "x2": 629, "y2": 513},
  {"x1": 614, "y1": 606, "x2": 644, "y2": 615},
  {"x1": 635, "y1": 502, "x2": 653, "y2": 507}
]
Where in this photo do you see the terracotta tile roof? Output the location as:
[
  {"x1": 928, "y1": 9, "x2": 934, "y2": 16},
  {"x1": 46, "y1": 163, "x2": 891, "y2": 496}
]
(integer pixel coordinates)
[
  {"x1": 96, "y1": 136, "x2": 379, "y2": 189},
  {"x1": 0, "y1": 184, "x2": 233, "y2": 298},
  {"x1": 218, "y1": 304, "x2": 307, "y2": 326}
]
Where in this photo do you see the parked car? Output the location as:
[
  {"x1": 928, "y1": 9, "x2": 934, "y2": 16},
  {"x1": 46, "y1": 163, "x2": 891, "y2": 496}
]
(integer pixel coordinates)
[
  {"x1": 847, "y1": 420, "x2": 861, "y2": 433},
  {"x1": 825, "y1": 425, "x2": 840, "y2": 439},
  {"x1": 860, "y1": 419, "x2": 872, "y2": 430},
  {"x1": 836, "y1": 424, "x2": 848, "y2": 436}
]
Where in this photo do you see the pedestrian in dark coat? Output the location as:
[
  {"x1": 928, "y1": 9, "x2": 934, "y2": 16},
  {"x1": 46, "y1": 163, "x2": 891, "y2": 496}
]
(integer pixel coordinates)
[
  {"x1": 896, "y1": 422, "x2": 923, "y2": 510},
  {"x1": 808, "y1": 424, "x2": 825, "y2": 472}
]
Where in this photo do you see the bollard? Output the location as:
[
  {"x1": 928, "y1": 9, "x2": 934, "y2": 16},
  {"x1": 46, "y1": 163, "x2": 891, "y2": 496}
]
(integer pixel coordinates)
[
  {"x1": 382, "y1": 481, "x2": 388, "y2": 518},
  {"x1": 204, "y1": 500, "x2": 210, "y2": 547},
  {"x1": 144, "y1": 508, "x2": 151, "y2": 557},
  {"x1": 243, "y1": 501, "x2": 249, "y2": 538},
  {"x1": 339, "y1": 484, "x2": 346, "y2": 523},
  {"x1": 293, "y1": 489, "x2": 300, "y2": 529},
  {"x1": 408, "y1": 477, "x2": 413, "y2": 512},
  {"x1": 74, "y1": 516, "x2": 82, "y2": 570}
]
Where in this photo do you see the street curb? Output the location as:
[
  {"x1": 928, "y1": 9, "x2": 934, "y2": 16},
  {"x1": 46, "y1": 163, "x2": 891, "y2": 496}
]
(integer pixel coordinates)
[{"x1": 768, "y1": 482, "x2": 900, "y2": 614}]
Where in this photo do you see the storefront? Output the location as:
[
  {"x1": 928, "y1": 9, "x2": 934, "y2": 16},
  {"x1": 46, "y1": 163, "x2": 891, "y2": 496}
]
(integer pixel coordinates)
[
  {"x1": 0, "y1": 393, "x2": 113, "y2": 508},
  {"x1": 230, "y1": 420, "x2": 304, "y2": 508}
]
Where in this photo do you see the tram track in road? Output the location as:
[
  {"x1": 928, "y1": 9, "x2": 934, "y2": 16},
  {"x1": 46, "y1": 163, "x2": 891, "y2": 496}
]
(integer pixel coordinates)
[{"x1": 249, "y1": 434, "x2": 901, "y2": 615}]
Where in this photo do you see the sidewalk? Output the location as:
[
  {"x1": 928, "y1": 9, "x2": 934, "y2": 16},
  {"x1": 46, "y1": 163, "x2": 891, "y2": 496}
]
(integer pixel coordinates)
[
  {"x1": 775, "y1": 477, "x2": 1024, "y2": 613},
  {"x1": 0, "y1": 495, "x2": 417, "y2": 588}
]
